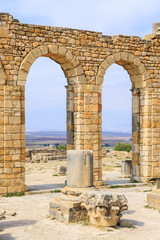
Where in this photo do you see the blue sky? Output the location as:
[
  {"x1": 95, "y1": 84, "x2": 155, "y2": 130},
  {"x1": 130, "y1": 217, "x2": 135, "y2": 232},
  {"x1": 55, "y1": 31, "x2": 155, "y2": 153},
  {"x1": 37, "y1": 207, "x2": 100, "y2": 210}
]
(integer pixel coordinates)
[{"x1": 1, "y1": 0, "x2": 160, "y2": 132}]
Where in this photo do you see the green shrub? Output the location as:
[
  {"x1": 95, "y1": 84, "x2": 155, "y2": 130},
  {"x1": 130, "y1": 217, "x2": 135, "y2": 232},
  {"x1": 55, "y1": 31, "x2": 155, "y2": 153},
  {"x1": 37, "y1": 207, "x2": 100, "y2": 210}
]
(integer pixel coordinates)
[
  {"x1": 54, "y1": 143, "x2": 66, "y2": 150},
  {"x1": 114, "y1": 141, "x2": 132, "y2": 152}
]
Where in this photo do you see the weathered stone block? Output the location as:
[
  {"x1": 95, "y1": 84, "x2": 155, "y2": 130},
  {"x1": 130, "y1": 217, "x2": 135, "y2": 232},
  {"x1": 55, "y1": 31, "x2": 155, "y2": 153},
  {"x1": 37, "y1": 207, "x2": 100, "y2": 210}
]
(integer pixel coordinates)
[
  {"x1": 57, "y1": 165, "x2": 67, "y2": 176},
  {"x1": 0, "y1": 26, "x2": 9, "y2": 37},
  {"x1": 147, "y1": 192, "x2": 160, "y2": 210},
  {"x1": 121, "y1": 159, "x2": 132, "y2": 178},
  {"x1": 67, "y1": 150, "x2": 93, "y2": 188}
]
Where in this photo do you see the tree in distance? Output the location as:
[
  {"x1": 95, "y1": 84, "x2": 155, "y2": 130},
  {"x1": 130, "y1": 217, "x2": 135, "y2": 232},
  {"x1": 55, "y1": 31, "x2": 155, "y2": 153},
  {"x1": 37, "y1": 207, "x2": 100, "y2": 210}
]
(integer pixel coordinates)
[
  {"x1": 114, "y1": 141, "x2": 132, "y2": 152},
  {"x1": 54, "y1": 143, "x2": 66, "y2": 150}
]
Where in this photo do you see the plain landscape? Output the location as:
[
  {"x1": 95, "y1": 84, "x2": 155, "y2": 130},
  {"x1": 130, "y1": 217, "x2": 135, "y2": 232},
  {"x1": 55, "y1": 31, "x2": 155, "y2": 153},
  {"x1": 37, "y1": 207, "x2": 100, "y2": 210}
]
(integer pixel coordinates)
[{"x1": 26, "y1": 130, "x2": 132, "y2": 148}]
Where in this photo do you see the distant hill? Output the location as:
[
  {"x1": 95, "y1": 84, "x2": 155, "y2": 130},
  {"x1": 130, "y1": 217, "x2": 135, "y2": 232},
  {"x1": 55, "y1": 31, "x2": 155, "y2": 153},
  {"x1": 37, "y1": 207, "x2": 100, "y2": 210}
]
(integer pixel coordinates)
[
  {"x1": 102, "y1": 131, "x2": 131, "y2": 138},
  {"x1": 26, "y1": 130, "x2": 131, "y2": 138},
  {"x1": 26, "y1": 131, "x2": 66, "y2": 138},
  {"x1": 25, "y1": 130, "x2": 131, "y2": 147}
]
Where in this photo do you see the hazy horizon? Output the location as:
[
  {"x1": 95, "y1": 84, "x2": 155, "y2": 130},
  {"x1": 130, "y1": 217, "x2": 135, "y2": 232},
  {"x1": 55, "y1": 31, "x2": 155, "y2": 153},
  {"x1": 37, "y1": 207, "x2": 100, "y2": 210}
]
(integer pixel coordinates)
[{"x1": 25, "y1": 129, "x2": 131, "y2": 134}]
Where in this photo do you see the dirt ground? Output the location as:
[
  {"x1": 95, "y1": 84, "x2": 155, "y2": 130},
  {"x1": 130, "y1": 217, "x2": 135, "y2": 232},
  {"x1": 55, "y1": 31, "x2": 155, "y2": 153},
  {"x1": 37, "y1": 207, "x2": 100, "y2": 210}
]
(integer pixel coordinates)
[{"x1": 0, "y1": 158, "x2": 160, "y2": 240}]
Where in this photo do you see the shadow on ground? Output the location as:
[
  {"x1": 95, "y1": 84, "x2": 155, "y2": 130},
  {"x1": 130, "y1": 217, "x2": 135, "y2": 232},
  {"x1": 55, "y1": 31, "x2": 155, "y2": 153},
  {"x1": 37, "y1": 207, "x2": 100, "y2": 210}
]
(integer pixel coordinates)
[
  {"x1": 0, "y1": 233, "x2": 15, "y2": 240},
  {"x1": 120, "y1": 219, "x2": 144, "y2": 227},
  {"x1": 0, "y1": 220, "x2": 37, "y2": 240},
  {"x1": 27, "y1": 183, "x2": 65, "y2": 191},
  {"x1": 0, "y1": 219, "x2": 37, "y2": 229},
  {"x1": 105, "y1": 178, "x2": 130, "y2": 185},
  {"x1": 123, "y1": 210, "x2": 136, "y2": 215},
  {"x1": 129, "y1": 219, "x2": 144, "y2": 227}
]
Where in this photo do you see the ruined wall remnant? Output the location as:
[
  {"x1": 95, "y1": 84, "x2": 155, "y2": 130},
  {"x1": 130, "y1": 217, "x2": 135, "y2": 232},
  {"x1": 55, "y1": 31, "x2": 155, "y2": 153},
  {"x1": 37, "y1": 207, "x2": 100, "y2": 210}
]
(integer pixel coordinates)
[
  {"x1": 25, "y1": 149, "x2": 67, "y2": 162},
  {"x1": 0, "y1": 12, "x2": 160, "y2": 193}
]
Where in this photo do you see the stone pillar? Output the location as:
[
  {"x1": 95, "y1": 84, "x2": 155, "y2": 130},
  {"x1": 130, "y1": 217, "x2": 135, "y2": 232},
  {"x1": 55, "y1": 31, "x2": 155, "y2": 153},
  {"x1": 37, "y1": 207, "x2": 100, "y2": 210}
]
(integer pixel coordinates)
[
  {"x1": 67, "y1": 150, "x2": 93, "y2": 188},
  {"x1": 131, "y1": 88, "x2": 140, "y2": 180},
  {"x1": 72, "y1": 84, "x2": 103, "y2": 186},
  {"x1": 2, "y1": 86, "x2": 26, "y2": 194},
  {"x1": 139, "y1": 88, "x2": 152, "y2": 182},
  {"x1": 0, "y1": 86, "x2": 5, "y2": 194},
  {"x1": 66, "y1": 85, "x2": 74, "y2": 150}
]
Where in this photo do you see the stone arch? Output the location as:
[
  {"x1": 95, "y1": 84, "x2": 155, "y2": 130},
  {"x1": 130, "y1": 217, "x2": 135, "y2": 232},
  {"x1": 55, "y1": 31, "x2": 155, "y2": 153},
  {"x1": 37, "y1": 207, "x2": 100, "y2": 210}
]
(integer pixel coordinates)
[
  {"x1": 0, "y1": 60, "x2": 7, "y2": 85},
  {"x1": 17, "y1": 44, "x2": 86, "y2": 86},
  {"x1": 96, "y1": 52, "x2": 151, "y2": 183},
  {"x1": 96, "y1": 52, "x2": 150, "y2": 88}
]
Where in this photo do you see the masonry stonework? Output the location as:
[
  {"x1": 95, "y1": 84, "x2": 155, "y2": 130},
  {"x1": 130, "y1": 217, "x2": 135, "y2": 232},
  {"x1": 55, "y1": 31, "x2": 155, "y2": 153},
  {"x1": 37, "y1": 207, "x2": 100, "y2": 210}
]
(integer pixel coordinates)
[{"x1": 0, "y1": 13, "x2": 160, "y2": 193}]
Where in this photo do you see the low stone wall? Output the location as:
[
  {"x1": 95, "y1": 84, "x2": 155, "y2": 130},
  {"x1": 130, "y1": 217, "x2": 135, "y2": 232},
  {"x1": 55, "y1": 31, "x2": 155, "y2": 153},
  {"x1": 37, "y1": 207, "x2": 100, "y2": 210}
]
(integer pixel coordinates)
[
  {"x1": 26, "y1": 149, "x2": 67, "y2": 162},
  {"x1": 105, "y1": 150, "x2": 132, "y2": 159}
]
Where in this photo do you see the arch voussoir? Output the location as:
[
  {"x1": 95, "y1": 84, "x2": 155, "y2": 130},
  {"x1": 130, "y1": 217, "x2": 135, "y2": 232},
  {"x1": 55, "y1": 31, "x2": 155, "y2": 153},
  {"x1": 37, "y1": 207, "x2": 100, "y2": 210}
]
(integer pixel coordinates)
[
  {"x1": 39, "y1": 45, "x2": 49, "y2": 55},
  {"x1": 18, "y1": 44, "x2": 86, "y2": 85},
  {"x1": 100, "y1": 59, "x2": 110, "y2": 70},
  {"x1": 106, "y1": 55, "x2": 115, "y2": 65},
  {"x1": 114, "y1": 52, "x2": 121, "y2": 62},
  {"x1": 31, "y1": 47, "x2": 42, "y2": 58},
  {"x1": 58, "y1": 46, "x2": 67, "y2": 56}
]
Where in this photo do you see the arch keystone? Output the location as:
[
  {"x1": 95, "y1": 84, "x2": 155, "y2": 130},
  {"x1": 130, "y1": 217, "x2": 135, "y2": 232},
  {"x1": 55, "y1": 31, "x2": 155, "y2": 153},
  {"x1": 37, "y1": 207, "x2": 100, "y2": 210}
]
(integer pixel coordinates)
[
  {"x1": 39, "y1": 45, "x2": 49, "y2": 55},
  {"x1": 114, "y1": 52, "x2": 121, "y2": 62},
  {"x1": 48, "y1": 45, "x2": 58, "y2": 55},
  {"x1": 121, "y1": 52, "x2": 128, "y2": 62}
]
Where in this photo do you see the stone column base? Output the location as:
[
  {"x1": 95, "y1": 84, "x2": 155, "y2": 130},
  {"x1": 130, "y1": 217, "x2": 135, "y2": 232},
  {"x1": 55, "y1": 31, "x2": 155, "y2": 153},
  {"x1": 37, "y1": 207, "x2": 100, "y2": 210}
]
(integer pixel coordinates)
[{"x1": 49, "y1": 194, "x2": 88, "y2": 223}]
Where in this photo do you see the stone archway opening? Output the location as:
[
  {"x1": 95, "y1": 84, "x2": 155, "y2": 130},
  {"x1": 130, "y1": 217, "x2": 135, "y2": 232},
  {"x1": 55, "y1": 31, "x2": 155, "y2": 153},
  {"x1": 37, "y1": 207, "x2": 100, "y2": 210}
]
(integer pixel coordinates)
[
  {"x1": 25, "y1": 56, "x2": 67, "y2": 192},
  {"x1": 102, "y1": 63, "x2": 132, "y2": 185},
  {"x1": 96, "y1": 52, "x2": 150, "y2": 184},
  {"x1": 16, "y1": 45, "x2": 86, "y2": 192}
]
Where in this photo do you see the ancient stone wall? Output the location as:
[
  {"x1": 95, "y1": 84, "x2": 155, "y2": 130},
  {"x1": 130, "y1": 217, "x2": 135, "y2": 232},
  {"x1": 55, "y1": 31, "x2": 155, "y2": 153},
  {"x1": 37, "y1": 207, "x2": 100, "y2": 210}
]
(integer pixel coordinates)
[
  {"x1": 0, "y1": 13, "x2": 160, "y2": 193},
  {"x1": 26, "y1": 149, "x2": 67, "y2": 162}
]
